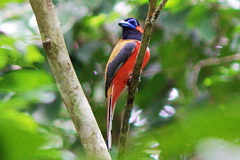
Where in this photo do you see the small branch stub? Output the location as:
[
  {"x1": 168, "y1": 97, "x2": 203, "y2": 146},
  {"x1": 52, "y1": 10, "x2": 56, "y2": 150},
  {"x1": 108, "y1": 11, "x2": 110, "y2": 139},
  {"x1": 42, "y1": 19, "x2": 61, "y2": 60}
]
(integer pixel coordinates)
[{"x1": 42, "y1": 39, "x2": 51, "y2": 48}]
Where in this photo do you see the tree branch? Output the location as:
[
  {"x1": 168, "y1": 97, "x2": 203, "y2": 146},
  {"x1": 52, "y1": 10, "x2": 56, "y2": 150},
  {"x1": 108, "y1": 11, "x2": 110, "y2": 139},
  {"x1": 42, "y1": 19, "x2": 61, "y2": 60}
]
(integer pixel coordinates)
[
  {"x1": 117, "y1": 0, "x2": 168, "y2": 159},
  {"x1": 151, "y1": 0, "x2": 169, "y2": 23},
  {"x1": 189, "y1": 53, "x2": 240, "y2": 96},
  {"x1": 29, "y1": 0, "x2": 111, "y2": 159}
]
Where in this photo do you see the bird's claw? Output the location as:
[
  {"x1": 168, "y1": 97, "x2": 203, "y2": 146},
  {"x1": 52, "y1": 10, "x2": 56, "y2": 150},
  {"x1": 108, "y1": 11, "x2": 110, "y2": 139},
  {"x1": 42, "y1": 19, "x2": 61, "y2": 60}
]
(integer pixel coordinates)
[{"x1": 127, "y1": 74, "x2": 132, "y2": 86}]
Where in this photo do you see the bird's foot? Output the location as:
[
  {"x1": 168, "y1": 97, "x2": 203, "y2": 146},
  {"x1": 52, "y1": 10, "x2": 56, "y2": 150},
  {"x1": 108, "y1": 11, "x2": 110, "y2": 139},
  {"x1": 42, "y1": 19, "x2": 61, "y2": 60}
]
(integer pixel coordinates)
[
  {"x1": 127, "y1": 74, "x2": 132, "y2": 86},
  {"x1": 127, "y1": 75, "x2": 141, "y2": 86}
]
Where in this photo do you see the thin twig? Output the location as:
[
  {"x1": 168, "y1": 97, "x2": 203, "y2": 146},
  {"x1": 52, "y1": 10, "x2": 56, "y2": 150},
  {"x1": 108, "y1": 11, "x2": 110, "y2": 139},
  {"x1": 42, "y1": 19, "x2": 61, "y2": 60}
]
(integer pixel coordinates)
[
  {"x1": 117, "y1": 0, "x2": 169, "y2": 159},
  {"x1": 29, "y1": 0, "x2": 111, "y2": 159},
  {"x1": 151, "y1": 0, "x2": 169, "y2": 23},
  {"x1": 190, "y1": 53, "x2": 240, "y2": 96}
]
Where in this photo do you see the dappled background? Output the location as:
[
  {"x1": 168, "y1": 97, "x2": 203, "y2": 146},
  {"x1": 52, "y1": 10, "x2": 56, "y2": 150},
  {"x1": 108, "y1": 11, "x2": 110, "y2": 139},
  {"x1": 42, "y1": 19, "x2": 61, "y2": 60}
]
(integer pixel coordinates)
[{"x1": 0, "y1": 0, "x2": 240, "y2": 159}]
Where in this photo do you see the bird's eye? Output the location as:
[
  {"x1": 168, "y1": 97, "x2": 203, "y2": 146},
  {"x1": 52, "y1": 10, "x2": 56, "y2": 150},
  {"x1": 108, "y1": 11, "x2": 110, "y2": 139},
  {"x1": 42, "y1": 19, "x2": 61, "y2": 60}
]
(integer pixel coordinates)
[{"x1": 129, "y1": 20, "x2": 136, "y2": 25}]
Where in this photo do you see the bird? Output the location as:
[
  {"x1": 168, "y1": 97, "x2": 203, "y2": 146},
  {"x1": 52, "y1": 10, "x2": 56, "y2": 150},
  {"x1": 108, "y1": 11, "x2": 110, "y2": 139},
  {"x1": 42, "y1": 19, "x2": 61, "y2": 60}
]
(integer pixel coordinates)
[{"x1": 105, "y1": 18, "x2": 150, "y2": 150}]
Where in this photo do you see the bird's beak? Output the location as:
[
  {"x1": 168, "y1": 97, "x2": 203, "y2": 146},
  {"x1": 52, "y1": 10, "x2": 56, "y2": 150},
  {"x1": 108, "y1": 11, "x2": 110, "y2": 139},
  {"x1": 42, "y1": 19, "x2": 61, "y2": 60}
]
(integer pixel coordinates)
[{"x1": 118, "y1": 20, "x2": 131, "y2": 27}]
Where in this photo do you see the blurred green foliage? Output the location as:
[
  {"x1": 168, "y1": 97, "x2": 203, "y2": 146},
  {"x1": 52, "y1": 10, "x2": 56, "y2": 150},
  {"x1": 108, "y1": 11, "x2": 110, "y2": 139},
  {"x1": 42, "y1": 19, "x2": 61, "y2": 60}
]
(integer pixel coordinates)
[{"x1": 0, "y1": 0, "x2": 239, "y2": 159}]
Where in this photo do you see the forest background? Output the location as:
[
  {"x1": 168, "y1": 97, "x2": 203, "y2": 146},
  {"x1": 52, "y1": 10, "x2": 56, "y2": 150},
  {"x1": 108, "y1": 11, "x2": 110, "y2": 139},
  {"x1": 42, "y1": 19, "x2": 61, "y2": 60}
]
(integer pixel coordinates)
[{"x1": 0, "y1": 0, "x2": 240, "y2": 159}]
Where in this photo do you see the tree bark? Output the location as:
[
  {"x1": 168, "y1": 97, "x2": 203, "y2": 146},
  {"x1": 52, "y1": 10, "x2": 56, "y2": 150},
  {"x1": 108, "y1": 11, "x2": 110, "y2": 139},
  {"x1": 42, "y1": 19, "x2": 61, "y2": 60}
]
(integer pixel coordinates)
[{"x1": 29, "y1": 0, "x2": 111, "y2": 159}]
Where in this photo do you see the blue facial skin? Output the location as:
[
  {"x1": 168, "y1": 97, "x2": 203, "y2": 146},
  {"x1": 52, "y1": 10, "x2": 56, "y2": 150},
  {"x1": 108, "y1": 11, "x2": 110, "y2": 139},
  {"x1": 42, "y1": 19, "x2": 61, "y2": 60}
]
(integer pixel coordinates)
[
  {"x1": 118, "y1": 18, "x2": 143, "y2": 41},
  {"x1": 118, "y1": 18, "x2": 139, "y2": 29}
]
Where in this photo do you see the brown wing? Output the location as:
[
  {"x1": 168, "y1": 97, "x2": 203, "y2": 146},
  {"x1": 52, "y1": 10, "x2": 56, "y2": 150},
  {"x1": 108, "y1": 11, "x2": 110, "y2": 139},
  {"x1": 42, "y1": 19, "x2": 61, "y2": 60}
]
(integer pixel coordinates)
[{"x1": 105, "y1": 41, "x2": 136, "y2": 97}]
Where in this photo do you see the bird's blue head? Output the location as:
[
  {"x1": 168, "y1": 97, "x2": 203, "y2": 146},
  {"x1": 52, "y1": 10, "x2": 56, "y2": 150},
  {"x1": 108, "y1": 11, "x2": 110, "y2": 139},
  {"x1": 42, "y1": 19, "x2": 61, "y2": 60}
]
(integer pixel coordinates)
[{"x1": 118, "y1": 18, "x2": 143, "y2": 33}]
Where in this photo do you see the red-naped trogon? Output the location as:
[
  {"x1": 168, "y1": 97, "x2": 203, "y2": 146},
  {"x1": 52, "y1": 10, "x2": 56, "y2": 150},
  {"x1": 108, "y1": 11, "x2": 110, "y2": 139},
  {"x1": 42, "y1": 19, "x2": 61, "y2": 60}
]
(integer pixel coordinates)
[{"x1": 105, "y1": 18, "x2": 150, "y2": 149}]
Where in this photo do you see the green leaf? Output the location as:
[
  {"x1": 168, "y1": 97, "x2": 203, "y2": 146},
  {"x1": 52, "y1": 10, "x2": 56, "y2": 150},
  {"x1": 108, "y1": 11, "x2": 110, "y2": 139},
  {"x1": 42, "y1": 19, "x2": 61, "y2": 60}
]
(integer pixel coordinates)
[
  {"x1": 25, "y1": 45, "x2": 45, "y2": 64},
  {"x1": 0, "y1": 35, "x2": 15, "y2": 47},
  {"x1": 0, "y1": 51, "x2": 8, "y2": 68},
  {"x1": 0, "y1": 97, "x2": 30, "y2": 110},
  {"x1": 0, "y1": 69, "x2": 53, "y2": 92},
  {"x1": 187, "y1": 4, "x2": 216, "y2": 42},
  {"x1": 0, "y1": 110, "x2": 44, "y2": 160},
  {"x1": 0, "y1": 48, "x2": 21, "y2": 68},
  {"x1": 135, "y1": 97, "x2": 240, "y2": 159},
  {"x1": 165, "y1": 0, "x2": 190, "y2": 13},
  {"x1": 0, "y1": 0, "x2": 25, "y2": 7}
]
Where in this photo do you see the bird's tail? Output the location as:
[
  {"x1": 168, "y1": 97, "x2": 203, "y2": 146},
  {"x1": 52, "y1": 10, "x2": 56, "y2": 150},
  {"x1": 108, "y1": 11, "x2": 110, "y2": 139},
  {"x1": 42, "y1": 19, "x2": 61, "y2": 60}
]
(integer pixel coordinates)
[
  {"x1": 107, "y1": 84, "x2": 118, "y2": 150},
  {"x1": 106, "y1": 94, "x2": 114, "y2": 150},
  {"x1": 106, "y1": 83, "x2": 125, "y2": 150}
]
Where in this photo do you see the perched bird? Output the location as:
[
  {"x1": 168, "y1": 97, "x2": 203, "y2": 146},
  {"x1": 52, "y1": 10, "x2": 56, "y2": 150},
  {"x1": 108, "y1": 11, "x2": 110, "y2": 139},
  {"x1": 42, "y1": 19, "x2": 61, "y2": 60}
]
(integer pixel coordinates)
[{"x1": 105, "y1": 18, "x2": 150, "y2": 150}]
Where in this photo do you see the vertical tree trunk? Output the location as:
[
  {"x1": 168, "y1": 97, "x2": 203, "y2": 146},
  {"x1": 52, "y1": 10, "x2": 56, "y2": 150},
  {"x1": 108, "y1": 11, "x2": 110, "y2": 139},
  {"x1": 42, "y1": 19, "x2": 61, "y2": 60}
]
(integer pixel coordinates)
[{"x1": 29, "y1": 0, "x2": 111, "y2": 159}]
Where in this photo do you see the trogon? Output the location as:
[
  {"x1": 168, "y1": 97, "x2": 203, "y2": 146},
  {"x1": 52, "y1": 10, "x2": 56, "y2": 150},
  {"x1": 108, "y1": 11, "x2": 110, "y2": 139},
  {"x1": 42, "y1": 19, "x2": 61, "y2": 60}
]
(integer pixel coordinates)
[{"x1": 105, "y1": 18, "x2": 150, "y2": 150}]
